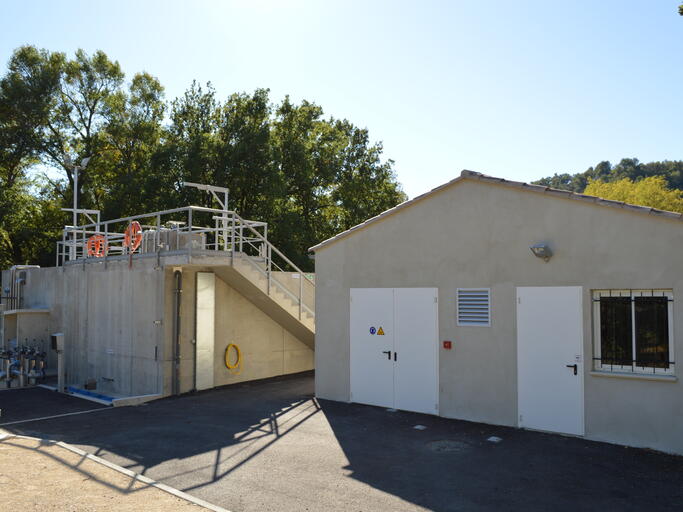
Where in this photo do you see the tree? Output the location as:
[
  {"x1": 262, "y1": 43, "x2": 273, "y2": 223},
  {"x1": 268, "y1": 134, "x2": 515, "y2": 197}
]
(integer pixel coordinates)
[
  {"x1": 97, "y1": 72, "x2": 166, "y2": 218},
  {"x1": 584, "y1": 176, "x2": 683, "y2": 213},
  {"x1": 214, "y1": 88, "x2": 280, "y2": 221},
  {"x1": 535, "y1": 158, "x2": 683, "y2": 193},
  {"x1": 0, "y1": 46, "x2": 406, "y2": 270},
  {"x1": 0, "y1": 47, "x2": 64, "y2": 266},
  {"x1": 330, "y1": 120, "x2": 406, "y2": 232}
]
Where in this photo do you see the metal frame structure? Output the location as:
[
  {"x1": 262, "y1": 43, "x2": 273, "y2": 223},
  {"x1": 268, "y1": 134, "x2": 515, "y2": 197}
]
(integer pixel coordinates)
[{"x1": 55, "y1": 202, "x2": 315, "y2": 320}]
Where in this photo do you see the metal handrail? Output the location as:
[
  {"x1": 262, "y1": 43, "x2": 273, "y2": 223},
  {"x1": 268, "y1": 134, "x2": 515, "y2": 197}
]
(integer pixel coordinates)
[
  {"x1": 238, "y1": 249, "x2": 315, "y2": 317},
  {"x1": 230, "y1": 210, "x2": 315, "y2": 288},
  {"x1": 56, "y1": 204, "x2": 315, "y2": 321}
]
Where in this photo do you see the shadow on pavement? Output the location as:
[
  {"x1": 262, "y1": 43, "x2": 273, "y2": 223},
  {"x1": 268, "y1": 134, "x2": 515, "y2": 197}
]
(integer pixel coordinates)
[{"x1": 3, "y1": 372, "x2": 683, "y2": 512}]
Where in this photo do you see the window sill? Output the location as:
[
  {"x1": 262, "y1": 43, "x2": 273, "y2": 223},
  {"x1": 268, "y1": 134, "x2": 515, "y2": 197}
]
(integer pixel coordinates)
[{"x1": 590, "y1": 371, "x2": 677, "y2": 383}]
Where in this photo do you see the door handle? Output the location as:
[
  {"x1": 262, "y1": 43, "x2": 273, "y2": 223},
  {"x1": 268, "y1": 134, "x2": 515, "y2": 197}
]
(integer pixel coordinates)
[
  {"x1": 566, "y1": 364, "x2": 578, "y2": 375},
  {"x1": 382, "y1": 350, "x2": 391, "y2": 360}
]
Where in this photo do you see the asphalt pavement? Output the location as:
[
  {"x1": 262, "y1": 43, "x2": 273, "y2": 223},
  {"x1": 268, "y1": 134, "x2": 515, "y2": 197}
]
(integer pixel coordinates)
[{"x1": 2, "y1": 372, "x2": 682, "y2": 512}]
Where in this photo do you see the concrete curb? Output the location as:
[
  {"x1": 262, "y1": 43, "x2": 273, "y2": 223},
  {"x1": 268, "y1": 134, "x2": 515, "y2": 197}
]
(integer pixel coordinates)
[{"x1": 0, "y1": 432, "x2": 231, "y2": 512}]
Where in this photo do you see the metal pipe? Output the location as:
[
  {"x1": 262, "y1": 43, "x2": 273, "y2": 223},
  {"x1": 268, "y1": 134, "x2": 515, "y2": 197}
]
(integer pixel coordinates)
[{"x1": 172, "y1": 270, "x2": 182, "y2": 396}]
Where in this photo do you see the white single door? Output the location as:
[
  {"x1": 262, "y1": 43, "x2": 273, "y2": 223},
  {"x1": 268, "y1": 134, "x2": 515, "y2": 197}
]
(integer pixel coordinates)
[
  {"x1": 394, "y1": 288, "x2": 439, "y2": 415},
  {"x1": 195, "y1": 272, "x2": 216, "y2": 391},
  {"x1": 350, "y1": 288, "x2": 395, "y2": 408},
  {"x1": 517, "y1": 286, "x2": 584, "y2": 436}
]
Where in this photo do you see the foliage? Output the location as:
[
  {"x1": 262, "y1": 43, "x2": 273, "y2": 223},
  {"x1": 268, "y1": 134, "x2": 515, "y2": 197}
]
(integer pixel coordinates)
[
  {"x1": 535, "y1": 158, "x2": 683, "y2": 195},
  {"x1": 584, "y1": 176, "x2": 683, "y2": 213},
  {"x1": 0, "y1": 46, "x2": 406, "y2": 271}
]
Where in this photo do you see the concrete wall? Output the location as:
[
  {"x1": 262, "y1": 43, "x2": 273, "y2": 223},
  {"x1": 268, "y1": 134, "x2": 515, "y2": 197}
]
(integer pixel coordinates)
[
  {"x1": 62, "y1": 261, "x2": 165, "y2": 397},
  {"x1": 314, "y1": 178, "x2": 683, "y2": 454},
  {"x1": 166, "y1": 267, "x2": 314, "y2": 393},
  {"x1": 2, "y1": 262, "x2": 166, "y2": 397},
  {"x1": 6, "y1": 256, "x2": 314, "y2": 398},
  {"x1": 2, "y1": 267, "x2": 62, "y2": 370}
]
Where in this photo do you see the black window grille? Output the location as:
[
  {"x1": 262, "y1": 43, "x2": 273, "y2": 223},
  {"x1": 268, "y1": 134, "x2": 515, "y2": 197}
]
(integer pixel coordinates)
[{"x1": 594, "y1": 291, "x2": 674, "y2": 374}]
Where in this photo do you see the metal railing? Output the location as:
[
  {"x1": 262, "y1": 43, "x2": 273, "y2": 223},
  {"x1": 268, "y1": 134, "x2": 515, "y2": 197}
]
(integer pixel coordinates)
[{"x1": 56, "y1": 205, "x2": 315, "y2": 323}]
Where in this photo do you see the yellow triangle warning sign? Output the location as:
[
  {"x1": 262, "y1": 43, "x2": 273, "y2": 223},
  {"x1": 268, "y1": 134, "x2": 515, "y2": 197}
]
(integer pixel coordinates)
[{"x1": 377, "y1": 326, "x2": 385, "y2": 335}]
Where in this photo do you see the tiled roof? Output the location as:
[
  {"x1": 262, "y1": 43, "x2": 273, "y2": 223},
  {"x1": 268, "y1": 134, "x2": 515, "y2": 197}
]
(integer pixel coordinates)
[{"x1": 309, "y1": 170, "x2": 683, "y2": 252}]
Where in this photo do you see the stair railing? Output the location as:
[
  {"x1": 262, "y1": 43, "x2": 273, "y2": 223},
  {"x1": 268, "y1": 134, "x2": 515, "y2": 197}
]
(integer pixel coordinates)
[{"x1": 227, "y1": 211, "x2": 315, "y2": 321}]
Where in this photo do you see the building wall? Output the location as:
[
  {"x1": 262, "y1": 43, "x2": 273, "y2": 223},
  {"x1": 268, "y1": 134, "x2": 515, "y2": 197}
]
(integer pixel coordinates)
[
  {"x1": 164, "y1": 267, "x2": 314, "y2": 394},
  {"x1": 3, "y1": 261, "x2": 166, "y2": 397},
  {"x1": 314, "y1": 178, "x2": 683, "y2": 454},
  {"x1": 2, "y1": 267, "x2": 62, "y2": 370}
]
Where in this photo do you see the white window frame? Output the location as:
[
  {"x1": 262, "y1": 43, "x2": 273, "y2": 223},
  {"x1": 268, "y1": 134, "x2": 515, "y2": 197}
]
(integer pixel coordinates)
[
  {"x1": 456, "y1": 288, "x2": 491, "y2": 327},
  {"x1": 593, "y1": 289, "x2": 674, "y2": 375}
]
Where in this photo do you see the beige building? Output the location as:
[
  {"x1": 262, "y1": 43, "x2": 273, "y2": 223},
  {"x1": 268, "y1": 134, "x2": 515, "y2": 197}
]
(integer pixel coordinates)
[
  {"x1": 1, "y1": 203, "x2": 315, "y2": 401},
  {"x1": 310, "y1": 170, "x2": 683, "y2": 455}
]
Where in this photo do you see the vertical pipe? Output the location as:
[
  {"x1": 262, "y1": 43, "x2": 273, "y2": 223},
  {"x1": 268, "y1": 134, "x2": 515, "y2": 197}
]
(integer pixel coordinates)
[
  {"x1": 172, "y1": 270, "x2": 182, "y2": 396},
  {"x1": 72, "y1": 167, "x2": 78, "y2": 261},
  {"x1": 192, "y1": 272, "x2": 198, "y2": 393},
  {"x1": 299, "y1": 272, "x2": 303, "y2": 320},
  {"x1": 188, "y1": 209, "x2": 193, "y2": 263},
  {"x1": 230, "y1": 214, "x2": 235, "y2": 265},
  {"x1": 104, "y1": 223, "x2": 109, "y2": 269},
  {"x1": 267, "y1": 245, "x2": 272, "y2": 295}
]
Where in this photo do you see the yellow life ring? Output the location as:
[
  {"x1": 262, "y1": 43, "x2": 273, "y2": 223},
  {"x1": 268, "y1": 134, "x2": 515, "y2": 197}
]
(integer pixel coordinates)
[{"x1": 225, "y1": 343, "x2": 242, "y2": 374}]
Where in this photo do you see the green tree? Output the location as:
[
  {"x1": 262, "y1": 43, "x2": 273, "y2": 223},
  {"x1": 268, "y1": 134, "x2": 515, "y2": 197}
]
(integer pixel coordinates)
[
  {"x1": 0, "y1": 47, "x2": 64, "y2": 266},
  {"x1": 214, "y1": 88, "x2": 280, "y2": 221},
  {"x1": 584, "y1": 176, "x2": 683, "y2": 213},
  {"x1": 0, "y1": 46, "x2": 406, "y2": 271},
  {"x1": 536, "y1": 158, "x2": 683, "y2": 193},
  {"x1": 97, "y1": 72, "x2": 166, "y2": 218}
]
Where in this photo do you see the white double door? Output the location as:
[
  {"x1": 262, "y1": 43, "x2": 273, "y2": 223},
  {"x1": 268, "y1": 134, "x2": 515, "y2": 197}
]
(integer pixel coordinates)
[
  {"x1": 517, "y1": 286, "x2": 584, "y2": 436},
  {"x1": 350, "y1": 288, "x2": 438, "y2": 415}
]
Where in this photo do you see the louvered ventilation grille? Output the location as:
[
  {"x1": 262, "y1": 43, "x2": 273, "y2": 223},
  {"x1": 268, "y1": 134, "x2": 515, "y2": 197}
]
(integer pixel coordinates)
[{"x1": 457, "y1": 289, "x2": 490, "y2": 326}]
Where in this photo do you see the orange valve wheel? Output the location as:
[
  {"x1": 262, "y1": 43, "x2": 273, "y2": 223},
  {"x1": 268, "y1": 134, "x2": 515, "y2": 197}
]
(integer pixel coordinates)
[
  {"x1": 86, "y1": 234, "x2": 108, "y2": 258},
  {"x1": 124, "y1": 221, "x2": 143, "y2": 253}
]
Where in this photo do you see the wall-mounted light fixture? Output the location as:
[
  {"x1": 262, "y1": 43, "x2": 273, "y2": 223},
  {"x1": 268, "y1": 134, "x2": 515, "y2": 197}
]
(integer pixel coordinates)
[{"x1": 530, "y1": 243, "x2": 553, "y2": 262}]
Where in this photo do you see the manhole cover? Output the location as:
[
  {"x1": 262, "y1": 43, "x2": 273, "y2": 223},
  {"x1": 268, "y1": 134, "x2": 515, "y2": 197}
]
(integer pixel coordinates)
[{"x1": 426, "y1": 440, "x2": 469, "y2": 453}]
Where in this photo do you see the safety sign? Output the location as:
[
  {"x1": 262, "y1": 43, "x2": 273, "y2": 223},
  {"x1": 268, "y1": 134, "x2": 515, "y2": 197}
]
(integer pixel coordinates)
[
  {"x1": 369, "y1": 326, "x2": 376, "y2": 335},
  {"x1": 377, "y1": 327, "x2": 385, "y2": 335}
]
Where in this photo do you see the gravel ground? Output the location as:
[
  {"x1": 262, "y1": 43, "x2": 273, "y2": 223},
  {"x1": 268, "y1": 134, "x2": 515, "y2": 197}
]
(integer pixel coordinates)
[{"x1": 0, "y1": 436, "x2": 208, "y2": 511}]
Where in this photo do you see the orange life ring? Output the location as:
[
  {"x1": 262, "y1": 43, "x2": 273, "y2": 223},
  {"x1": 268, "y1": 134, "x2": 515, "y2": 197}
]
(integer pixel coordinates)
[
  {"x1": 86, "y1": 234, "x2": 108, "y2": 258},
  {"x1": 124, "y1": 221, "x2": 143, "y2": 252}
]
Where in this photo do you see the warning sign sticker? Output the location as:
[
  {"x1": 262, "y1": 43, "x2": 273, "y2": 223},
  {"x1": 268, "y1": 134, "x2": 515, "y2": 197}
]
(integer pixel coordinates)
[
  {"x1": 369, "y1": 326, "x2": 376, "y2": 335},
  {"x1": 377, "y1": 326, "x2": 385, "y2": 335}
]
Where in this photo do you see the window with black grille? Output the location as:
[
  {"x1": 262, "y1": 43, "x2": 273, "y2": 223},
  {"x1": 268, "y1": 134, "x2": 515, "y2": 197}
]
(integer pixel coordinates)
[{"x1": 593, "y1": 290, "x2": 674, "y2": 375}]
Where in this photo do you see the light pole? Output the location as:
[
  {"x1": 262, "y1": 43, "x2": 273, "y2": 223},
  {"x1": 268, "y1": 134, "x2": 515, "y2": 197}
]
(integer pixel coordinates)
[{"x1": 65, "y1": 154, "x2": 91, "y2": 259}]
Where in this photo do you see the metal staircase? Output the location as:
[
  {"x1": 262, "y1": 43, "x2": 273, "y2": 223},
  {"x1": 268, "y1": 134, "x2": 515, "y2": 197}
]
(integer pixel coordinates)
[{"x1": 213, "y1": 210, "x2": 315, "y2": 349}]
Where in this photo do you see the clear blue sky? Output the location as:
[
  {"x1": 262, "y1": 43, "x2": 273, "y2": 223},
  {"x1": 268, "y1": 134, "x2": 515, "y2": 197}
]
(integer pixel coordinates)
[{"x1": 2, "y1": 0, "x2": 682, "y2": 198}]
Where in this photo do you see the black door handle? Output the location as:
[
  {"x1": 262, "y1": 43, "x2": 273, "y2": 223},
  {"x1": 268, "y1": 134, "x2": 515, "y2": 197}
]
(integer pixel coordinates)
[
  {"x1": 566, "y1": 364, "x2": 578, "y2": 375},
  {"x1": 382, "y1": 350, "x2": 391, "y2": 360}
]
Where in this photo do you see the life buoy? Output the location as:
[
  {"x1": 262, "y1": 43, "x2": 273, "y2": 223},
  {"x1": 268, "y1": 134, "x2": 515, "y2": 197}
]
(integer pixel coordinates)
[
  {"x1": 86, "y1": 234, "x2": 107, "y2": 258},
  {"x1": 225, "y1": 343, "x2": 242, "y2": 374},
  {"x1": 124, "y1": 221, "x2": 142, "y2": 252}
]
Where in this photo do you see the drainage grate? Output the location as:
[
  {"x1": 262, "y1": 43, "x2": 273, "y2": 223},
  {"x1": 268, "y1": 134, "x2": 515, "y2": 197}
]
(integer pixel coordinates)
[{"x1": 426, "y1": 440, "x2": 469, "y2": 453}]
